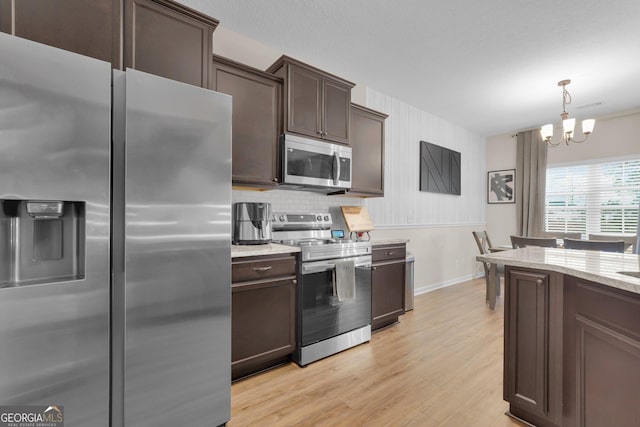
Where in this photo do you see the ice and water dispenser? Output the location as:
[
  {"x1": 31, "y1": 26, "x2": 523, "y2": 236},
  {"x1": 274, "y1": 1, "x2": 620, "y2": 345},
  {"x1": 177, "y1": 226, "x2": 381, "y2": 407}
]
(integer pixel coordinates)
[{"x1": 0, "y1": 200, "x2": 85, "y2": 287}]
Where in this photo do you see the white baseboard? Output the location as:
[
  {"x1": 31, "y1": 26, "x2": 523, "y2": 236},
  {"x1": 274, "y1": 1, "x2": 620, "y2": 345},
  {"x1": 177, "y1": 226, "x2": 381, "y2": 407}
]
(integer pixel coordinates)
[{"x1": 414, "y1": 272, "x2": 485, "y2": 295}]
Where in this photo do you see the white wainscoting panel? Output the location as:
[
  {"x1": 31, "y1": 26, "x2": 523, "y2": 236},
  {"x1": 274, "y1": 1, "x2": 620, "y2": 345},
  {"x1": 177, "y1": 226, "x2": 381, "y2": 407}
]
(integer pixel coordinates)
[{"x1": 364, "y1": 88, "x2": 486, "y2": 227}]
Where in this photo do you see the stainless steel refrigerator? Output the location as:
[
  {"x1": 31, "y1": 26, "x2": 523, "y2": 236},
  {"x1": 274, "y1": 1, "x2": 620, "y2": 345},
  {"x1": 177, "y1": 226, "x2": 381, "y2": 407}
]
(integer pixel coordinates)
[{"x1": 0, "y1": 33, "x2": 231, "y2": 426}]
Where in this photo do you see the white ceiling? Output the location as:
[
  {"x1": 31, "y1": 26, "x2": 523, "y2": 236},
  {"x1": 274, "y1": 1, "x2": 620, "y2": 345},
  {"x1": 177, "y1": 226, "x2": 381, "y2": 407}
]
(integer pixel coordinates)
[{"x1": 182, "y1": 0, "x2": 640, "y2": 137}]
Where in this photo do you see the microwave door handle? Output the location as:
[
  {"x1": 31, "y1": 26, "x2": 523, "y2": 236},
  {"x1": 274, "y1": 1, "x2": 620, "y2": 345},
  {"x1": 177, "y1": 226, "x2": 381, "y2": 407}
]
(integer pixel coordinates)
[{"x1": 333, "y1": 152, "x2": 340, "y2": 186}]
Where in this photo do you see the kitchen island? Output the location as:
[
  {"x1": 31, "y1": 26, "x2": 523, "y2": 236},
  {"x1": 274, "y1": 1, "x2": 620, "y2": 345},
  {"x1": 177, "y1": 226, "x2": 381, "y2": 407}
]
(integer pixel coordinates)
[{"x1": 477, "y1": 247, "x2": 640, "y2": 427}]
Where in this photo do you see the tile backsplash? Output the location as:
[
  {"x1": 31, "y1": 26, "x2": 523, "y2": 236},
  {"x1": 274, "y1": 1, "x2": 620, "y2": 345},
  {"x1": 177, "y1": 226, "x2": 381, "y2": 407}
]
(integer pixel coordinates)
[{"x1": 232, "y1": 189, "x2": 363, "y2": 213}]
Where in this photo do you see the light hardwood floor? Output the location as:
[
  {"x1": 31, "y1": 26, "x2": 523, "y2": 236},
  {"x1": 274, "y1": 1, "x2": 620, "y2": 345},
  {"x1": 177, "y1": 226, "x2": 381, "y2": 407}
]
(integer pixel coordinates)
[{"x1": 229, "y1": 278, "x2": 523, "y2": 427}]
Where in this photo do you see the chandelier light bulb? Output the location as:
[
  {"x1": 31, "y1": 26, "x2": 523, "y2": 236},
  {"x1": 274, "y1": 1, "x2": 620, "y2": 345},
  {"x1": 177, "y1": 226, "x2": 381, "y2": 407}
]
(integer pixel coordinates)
[
  {"x1": 563, "y1": 118, "x2": 575, "y2": 136},
  {"x1": 541, "y1": 124, "x2": 554, "y2": 140},
  {"x1": 582, "y1": 119, "x2": 595, "y2": 135}
]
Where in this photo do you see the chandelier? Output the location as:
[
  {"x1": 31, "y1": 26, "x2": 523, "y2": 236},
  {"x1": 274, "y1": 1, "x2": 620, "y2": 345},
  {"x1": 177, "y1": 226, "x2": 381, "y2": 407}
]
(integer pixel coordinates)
[{"x1": 540, "y1": 79, "x2": 595, "y2": 147}]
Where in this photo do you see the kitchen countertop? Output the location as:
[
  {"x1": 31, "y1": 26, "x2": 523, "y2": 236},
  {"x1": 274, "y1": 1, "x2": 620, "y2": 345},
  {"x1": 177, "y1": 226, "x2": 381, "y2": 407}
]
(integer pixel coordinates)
[
  {"x1": 477, "y1": 246, "x2": 640, "y2": 295},
  {"x1": 370, "y1": 239, "x2": 410, "y2": 246},
  {"x1": 231, "y1": 243, "x2": 300, "y2": 258}
]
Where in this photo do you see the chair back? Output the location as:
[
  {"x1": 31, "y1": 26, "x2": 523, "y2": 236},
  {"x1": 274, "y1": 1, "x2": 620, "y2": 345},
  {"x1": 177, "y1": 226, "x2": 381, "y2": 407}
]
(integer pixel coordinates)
[
  {"x1": 588, "y1": 234, "x2": 635, "y2": 252},
  {"x1": 510, "y1": 235, "x2": 558, "y2": 249},
  {"x1": 472, "y1": 231, "x2": 493, "y2": 255},
  {"x1": 564, "y1": 238, "x2": 625, "y2": 253},
  {"x1": 542, "y1": 231, "x2": 582, "y2": 240}
]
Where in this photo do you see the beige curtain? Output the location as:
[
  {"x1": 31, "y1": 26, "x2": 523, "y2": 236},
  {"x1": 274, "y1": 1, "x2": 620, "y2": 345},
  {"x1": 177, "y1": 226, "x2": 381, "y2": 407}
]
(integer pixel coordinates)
[{"x1": 516, "y1": 130, "x2": 547, "y2": 236}]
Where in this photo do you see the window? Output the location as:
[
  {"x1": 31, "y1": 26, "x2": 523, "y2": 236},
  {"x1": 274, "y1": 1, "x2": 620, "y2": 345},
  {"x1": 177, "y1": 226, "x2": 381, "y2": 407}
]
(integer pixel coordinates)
[{"x1": 545, "y1": 158, "x2": 640, "y2": 235}]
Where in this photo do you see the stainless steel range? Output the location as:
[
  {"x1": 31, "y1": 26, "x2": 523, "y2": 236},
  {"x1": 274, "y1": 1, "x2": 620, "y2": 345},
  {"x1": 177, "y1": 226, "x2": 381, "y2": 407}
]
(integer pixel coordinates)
[{"x1": 273, "y1": 212, "x2": 372, "y2": 366}]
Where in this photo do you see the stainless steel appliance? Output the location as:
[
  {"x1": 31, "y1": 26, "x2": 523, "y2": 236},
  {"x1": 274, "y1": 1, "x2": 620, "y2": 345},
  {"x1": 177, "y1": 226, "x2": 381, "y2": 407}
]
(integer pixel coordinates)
[
  {"x1": 280, "y1": 134, "x2": 352, "y2": 190},
  {"x1": 233, "y1": 202, "x2": 272, "y2": 244},
  {"x1": 0, "y1": 34, "x2": 231, "y2": 427},
  {"x1": 272, "y1": 213, "x2": 371, "y2": 366}
]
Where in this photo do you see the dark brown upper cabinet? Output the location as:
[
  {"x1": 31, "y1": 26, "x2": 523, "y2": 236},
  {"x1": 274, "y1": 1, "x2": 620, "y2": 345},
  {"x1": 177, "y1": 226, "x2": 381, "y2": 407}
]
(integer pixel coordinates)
[
  {"x1": 0, "y1": 0, "x2": 218, "y2": 88},
  {"x1": 344, "y1": 104, "x2": 387, "y2": 197},
  {"x1": 210, "y1": 55, "x2": 283, "y2": 188},
  {"x1": 267, "y1": 55, "x2": 354, "y2": 145},
  {"x1": 124, "y1": 0, "x2": 218, "y2": 88},
  {"x1": 0, "y1": 0, "x2": 121, "y2": 67}
]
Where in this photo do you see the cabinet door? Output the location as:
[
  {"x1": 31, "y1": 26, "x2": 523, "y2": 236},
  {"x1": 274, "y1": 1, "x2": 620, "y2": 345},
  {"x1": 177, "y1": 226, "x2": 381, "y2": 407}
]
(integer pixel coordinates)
[
  {"x1": 211, "y1": 61, "x2": 281, "y2": 187},
  {"x1": 287, "y1": 64, "x2": 322, "y2": 139},
  {"x1": 350, "y1": 105, "x2": 386, "y2": 195},
  {"x1": 504, "y1": 268, "x2": 562, "y2": 425},
  {"x1": 231, "y1": 278, "x2": 296, "y2": 380},
  {"x1": 0, "y1": 0, "x2": 120, "y2": 66},
  {"x1": 564, "y1": 278, "x2": 640, "y2": 427},
  {"x1": 371, "y1": 261, "x2": 405, "y2": 330},
  {"x1": 124, "y1": 0, "x2": 214, "y2": 87},
  {"x1": 322, "y1": 80, "x2": 351, "y2": 144}
]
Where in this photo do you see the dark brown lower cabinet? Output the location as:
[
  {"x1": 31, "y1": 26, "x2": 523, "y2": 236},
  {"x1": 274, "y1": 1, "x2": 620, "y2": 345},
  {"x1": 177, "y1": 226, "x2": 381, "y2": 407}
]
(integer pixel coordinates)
[
  {"x1": 504, "y1": 267, "x2": 563, "y2": 427},
  {"x1": 371, "y1": 244, "x2": 406, "y2": 331},
  {"x1": 563, "y1": 277, "x2": 640, "y2": 427},
  {"x1": 505, "y1": 267, "x2": 640, "y2": 427},
  {"x1": 231, "y1": 254, "x2": 296, "y2": 380}
]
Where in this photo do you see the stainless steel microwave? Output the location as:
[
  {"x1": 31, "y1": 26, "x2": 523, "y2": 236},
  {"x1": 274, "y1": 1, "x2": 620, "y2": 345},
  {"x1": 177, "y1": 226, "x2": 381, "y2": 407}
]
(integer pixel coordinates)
[{"x1": 280, "y1": 134, "x2": 352, "y2": 190}]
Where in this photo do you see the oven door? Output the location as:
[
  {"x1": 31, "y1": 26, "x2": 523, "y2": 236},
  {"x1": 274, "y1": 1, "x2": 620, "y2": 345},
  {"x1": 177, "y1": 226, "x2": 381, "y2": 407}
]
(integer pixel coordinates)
[
  {"x1": 299, "y1": 256, "x2": 371, "y2": 347},
  {"x1": 281, "y1": 134, "x2": 351, "y2": 189}
]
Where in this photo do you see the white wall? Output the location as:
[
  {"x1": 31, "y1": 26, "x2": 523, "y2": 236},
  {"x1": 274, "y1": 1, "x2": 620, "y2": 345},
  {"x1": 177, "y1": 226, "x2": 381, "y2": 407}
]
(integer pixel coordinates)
[
  {"x1": 485, "y1": 111, "x2": 640, "y2": 246},
  {"x1": 484, "y1": 133, "x2": 517, "y2": 246},
  {"x1": 363, "y1": 89, "x2": 486, "y2": 292},
  {"x1": 215, "y1": 25, "x2": 486, "y2": 292}
]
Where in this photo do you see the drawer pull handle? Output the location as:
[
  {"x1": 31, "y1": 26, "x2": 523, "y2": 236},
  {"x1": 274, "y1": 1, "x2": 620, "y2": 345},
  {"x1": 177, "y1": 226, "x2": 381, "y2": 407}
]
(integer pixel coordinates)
[{"x1": 253, "y1": 266, "x2": 273, "y2": 272}]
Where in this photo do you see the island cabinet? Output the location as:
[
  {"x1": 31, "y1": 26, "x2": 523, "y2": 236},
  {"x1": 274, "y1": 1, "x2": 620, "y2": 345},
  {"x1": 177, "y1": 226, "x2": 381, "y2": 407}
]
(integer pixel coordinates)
[
  {"x1": 266, "y1": 55, "x2": 354, "y2": 145},
  {"x1": 503, "y1": 267, "x2": 564, "y2": 427},
  {"x1": 371, "y1": 243, "x2": 406, "y2": 331},
  {"x1": 562, "y1": 276, "x2": 640, "y2": 427},
  {"x1": 0, "y1": 0, "x2": 218, "y2": 88},
  {"x1": 211, "y1": 55, "x2": 283, "y2": 188},
  {"x1": 231, "y1": 253, "x2": 297, "y2": 380}
]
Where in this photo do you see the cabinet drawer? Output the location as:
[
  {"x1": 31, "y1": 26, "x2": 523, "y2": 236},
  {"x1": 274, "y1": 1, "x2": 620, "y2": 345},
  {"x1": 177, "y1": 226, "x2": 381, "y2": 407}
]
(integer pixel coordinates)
[
  {"x1": 372, "y1": 244, "x2": 406, "y2": 262},
  {"x1": 232, "y1": 255, "x2": 296, "y2": 282}
]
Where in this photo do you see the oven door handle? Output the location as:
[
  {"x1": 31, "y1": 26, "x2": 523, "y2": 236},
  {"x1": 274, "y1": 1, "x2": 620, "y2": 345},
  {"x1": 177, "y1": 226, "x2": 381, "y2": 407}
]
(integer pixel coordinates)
[
  {"x1": 302, "y1": 259, "x2": 372, "y2": 275},
  {"x1": 302, "y1": 263, "x2": 335, "y2": 274}
]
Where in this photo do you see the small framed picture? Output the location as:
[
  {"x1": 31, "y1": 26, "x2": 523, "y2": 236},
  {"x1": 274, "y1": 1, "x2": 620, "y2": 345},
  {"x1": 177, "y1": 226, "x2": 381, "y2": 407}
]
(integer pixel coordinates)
[{"x1": 487, "y1": 169, "x2": 516, "y2": 204}]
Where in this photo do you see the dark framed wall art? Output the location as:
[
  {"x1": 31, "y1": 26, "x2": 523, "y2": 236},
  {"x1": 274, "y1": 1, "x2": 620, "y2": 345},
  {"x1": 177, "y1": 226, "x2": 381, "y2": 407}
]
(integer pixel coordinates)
[
  {"x1": 487, "y1": 169, "x2": 515, "y2": 204},
  {"x1": 419, "y1": 141, "x2": 461, "y2": 195}
]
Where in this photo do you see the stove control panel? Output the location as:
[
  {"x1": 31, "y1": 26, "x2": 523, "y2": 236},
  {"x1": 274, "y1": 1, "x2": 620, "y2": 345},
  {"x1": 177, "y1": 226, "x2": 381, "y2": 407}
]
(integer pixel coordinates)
[{"x1": 272, "y1": 212, "x2": 332, "y2": 230}]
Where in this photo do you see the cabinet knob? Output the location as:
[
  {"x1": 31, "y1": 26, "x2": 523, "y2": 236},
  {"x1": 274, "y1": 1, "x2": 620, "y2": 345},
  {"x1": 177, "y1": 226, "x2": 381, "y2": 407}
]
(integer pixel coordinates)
[
  {"x1": 536, "y1": 279, "x2": 543, "y2": 286},
  {"x1": 252, "y1": 266, "x2": 272, "y2": 272},
  {"x1": 272, "y1": 177, "x2": 279, "y2": 183},
  {"x1": 385, "y1": 251, "x2": 394, "y2": 256},
  {"x1": 292, "y1": 280, "x2": 297, "y2": 285},
  {"x1": 317, "y1": 130, "x2": 323, "y2": 135},
  {"x1": 371, "y1": 266, "x2": 377, "y2": 271}
]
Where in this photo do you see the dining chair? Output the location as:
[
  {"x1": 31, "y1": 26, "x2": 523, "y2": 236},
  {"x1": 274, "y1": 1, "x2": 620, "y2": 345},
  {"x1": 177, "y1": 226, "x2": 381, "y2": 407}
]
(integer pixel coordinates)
[
  {"x1": 588, "y1": 234, "x2": 636, "y2": 252},
  {"x1": 510, "y1": 235, "x2": 558, "y2": 249},
  {"x1": 542, "y1": 231, "x2": 582, "y2": 240},
  {"x1": 472, "y1": 231, "x2": 503, "y2": 302},
  {"x1": 564, "y1": 238, "x2": 625, "y2": 253}
]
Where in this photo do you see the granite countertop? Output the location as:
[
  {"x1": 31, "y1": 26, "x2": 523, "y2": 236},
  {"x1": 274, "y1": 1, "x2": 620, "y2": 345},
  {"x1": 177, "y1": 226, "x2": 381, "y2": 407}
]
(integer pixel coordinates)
[
  {"x1": 477, "y1": 247, "x2": 640, "y2": 295},
  {"x1": 231, "y1": 243, "x2": 300, "y2": 258}
]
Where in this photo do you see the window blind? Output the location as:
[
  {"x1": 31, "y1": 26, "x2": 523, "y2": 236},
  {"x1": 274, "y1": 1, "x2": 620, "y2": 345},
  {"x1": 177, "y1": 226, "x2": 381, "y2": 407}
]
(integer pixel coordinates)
[{"x1": 545, "y1": 159, "x2": 640, "y2": 235}]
